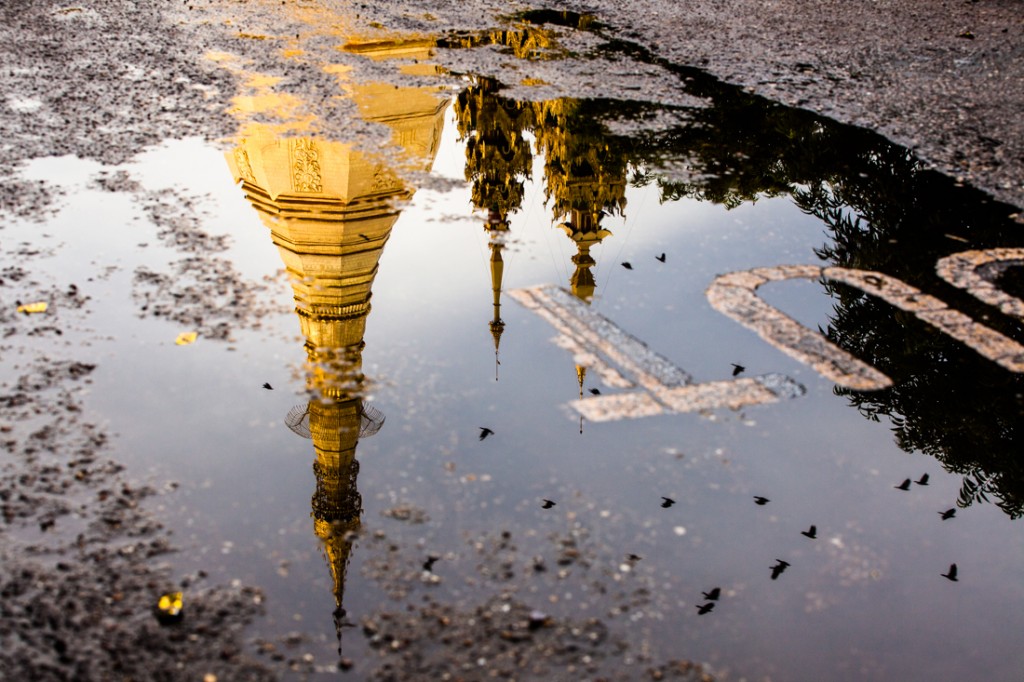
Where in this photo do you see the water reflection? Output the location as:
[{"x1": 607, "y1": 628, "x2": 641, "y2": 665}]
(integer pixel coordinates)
[
  {"x1": 190, "y1": 11, "x2": 1024, "y2": 678},
  {"x1": 454, "y1": 77, "x2": 531, "y2": 379},
  {"x1": 441, "y1": 17, "x2": 1024, "y2": 517},
  {"x1": 455, "y1": 79, "x2": 629, "y2": 407},
  {"x1": 227, "y1": 57, "x2": 448, "y2": 650}
]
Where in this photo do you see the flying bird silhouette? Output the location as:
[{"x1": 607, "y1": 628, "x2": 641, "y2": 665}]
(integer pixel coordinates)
[
  {"x1": 941, "y1": 563, "x2": 958, "y2": 581},
  {"x1": 801, "y1": 525, "x2": 817, "y2": 539},
  {"x1": 262, "y1": 382, "x2": 273, "y2": 390},
  {"x1": 915, "y1": 473, "x2": 929, "y2": 486},
  {"x1": 894, "y1": 478, "x2": 911, "y2": 491},
  {"x1": 479, "y1": 427, "x2": 494, "y2": 441},
  {"x1": 701, "y1": 587, "x2": 721, "y2": 601},
  {"x1": 541, "y1": 499, "x2": 556, "y2": 509},
  {"x1": 422, "y1": 555, "x2": 439, "y2": 572},
  {"x1": 731, "y1": 363, "x2": 745, "y2": 376},
  {"x1": 753, "y1": 496, "x2": 770, "y2": 506},
  {"x1": 696, "y1": 603, "x2": 715, "y2": 615},
  {"x1": 938, "y1": 508, "x2": 956, "y2": 520},
  {"x1": 661, "y1": 496, "x2": 676, "y2": 508},
  {"x1": 770, "y1": 560, "x2": 790, "y2": 580},
  {"x1": 626, "y1": 553, "x2": 642, "y2": 562},
  {"x1": 621, "y1": 262, "x2": 633, "y2": 270},
  {"x1": 655, "y1": 253, "x2": 666, "y2": 263},
  {"x1": 589, "y1": 388, "x2": 601, "y2": 395}
]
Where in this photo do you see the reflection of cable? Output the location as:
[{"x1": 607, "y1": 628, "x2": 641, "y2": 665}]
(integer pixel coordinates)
[
  {"x1": 526, "y1": 157, "x2": 567, "y2": 286},
  {"x1": 502, "y1": 133, "x2": 541, "y2": 276},
  {"x1": 603, "y1": 174, "x2": 650, "y2": 298},
  {"x1": 285, "y1": 401, "x2": 386, "y2": 439}
]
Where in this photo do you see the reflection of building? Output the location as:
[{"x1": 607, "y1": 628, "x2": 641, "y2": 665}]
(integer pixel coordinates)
[
  {"x1": 227, "y1": 71, "x2": 448, "y2": 652},
  {"x1": 453, "y1": 85, "x2": 631, "y2": 391},
  {"x1": 455, "y1": 78, "x2": 535, "y2": 379},
  {"x1": 486, "y1": 211, "x2": 509, "y2": 380},
  {"x1": 532, "y1": 98, "x2": 627, "y2": 304},
  {"x1": 438, "y1": 25, "x2": 558, "y2": 60},
  {"x1": 533, "y1": 99, "x2": 628, "y2": 413}
]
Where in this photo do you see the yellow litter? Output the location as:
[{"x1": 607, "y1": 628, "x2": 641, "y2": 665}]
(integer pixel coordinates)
[
  {"x1": 175, "y1": 331, "x2": 198, "y2": 346},
  {"x1": 154, "y1": 591, "x2": 184, "y2": 625},
  {"x1": 16, "y1": 301, "x2": 48, "y2": 314}
]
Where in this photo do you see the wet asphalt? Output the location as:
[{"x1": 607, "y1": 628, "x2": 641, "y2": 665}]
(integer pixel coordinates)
[{"x1": 1, "y1": 1, "x2": 1020, "y2": 210}]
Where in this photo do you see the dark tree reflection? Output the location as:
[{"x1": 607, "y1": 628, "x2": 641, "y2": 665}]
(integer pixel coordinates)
[{"x1": 444, "y1": 21, "x2": 1024, "y2": 515}]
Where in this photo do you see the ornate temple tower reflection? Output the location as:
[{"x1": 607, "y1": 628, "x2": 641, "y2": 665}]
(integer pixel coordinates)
[
  {"x1": 455, "y1": 77, "x2": 535, "y2": 379},
  {"x1": 531, "y1": 98, "x2": 628, "y2": 419},
  {"x1": 532, "y1": 98, "x2": 627, "y2": 303},
  {"x1": 227, "y1": 71, "x2": 447, "y2": 653}
]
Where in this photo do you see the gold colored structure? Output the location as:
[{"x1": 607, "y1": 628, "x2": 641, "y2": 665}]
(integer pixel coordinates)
[
  {"x1": 452, "y1": 79, "x2": 631, "y2": 409},
  {"x1": 227, "y1": 62, "x2": 448, "y2": 652},
  {"x1": 455, "y1": 78, "x2": 535, "y2": 379},
  {"x1": 531, "y1": 98, "x2": 626, "y2": 304},
  {"x1": 534, "y1": 98, "x2": 628, "y2": 418}
]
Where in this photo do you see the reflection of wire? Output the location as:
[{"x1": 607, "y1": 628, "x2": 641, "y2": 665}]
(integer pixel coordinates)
[
  {"x1": 603, "y1": 172, "x2": 649, "y2": 298},
  {"x1": 285, "y1": 404, "x2": 312, "y2": 438},
  {"x1": 522, "y1": 149, "x2": 568, "y2": 286},
  {"x1": 285, "y1": 402, "x2": 386, "y2": 439}
]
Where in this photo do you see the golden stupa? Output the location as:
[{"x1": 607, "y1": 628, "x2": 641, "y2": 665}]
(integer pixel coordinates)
[
  {"x1": 454, "y1": 77, "x2": 536, "y2": 379},
  {"x1": 226, "y1": 40, "x2": 448, "y2": 653},
  {"x1": 532, "y1": 98, "x2": 629, "y2": 413}
]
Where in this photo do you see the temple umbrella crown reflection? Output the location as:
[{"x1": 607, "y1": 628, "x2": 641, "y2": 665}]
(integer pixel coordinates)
[
  {"x1": 534, "y1": 97, "x2": 627, "y2": 425},
  {"x1": 226, "y1": 47, "x2": 448, "y2": 654},
  {"x1": 452, "y1": 72, "x2": 632, "y2": 421}
]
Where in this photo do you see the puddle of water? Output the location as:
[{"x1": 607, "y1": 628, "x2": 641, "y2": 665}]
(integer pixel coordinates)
[{"x1": 5, "y1": 10, "x2": 1024, "y2": 682}]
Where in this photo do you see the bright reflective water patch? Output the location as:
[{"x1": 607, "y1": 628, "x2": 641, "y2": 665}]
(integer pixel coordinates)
[
  {"x1": 513, "y1": 283, "x2": 805, "y2": 420},
  {"x1": 4, "y1": 6, "x2": 1024, "y2": 682},
  {"x1": 708, "y1": 263, "x2": 1024, "y2": 390}
]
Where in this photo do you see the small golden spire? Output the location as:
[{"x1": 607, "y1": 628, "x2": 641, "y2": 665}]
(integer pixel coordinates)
[
  {"x1": 576, "y1": 363, "x2": 586, "y2": 434},
  {"x1": 486, "y1": 209, "x2": 509, "y2": 381},
  {"x1": 560, "y1": 209, "x2": 612, "y2": 304}
]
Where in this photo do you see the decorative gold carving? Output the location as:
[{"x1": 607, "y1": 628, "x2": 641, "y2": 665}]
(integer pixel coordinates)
[
  {"x1": 371, "y1": 166, "x2": 398, "y2": 192},
  {"x1": 233, "y1": 148, "x2": 256, "y2": 183},
  {"x1": 290, "y1": 138, "x2": 323, "y2": 193}
]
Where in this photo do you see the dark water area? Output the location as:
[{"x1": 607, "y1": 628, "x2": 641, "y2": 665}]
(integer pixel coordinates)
[{"x1": 5, "y1": 9, "x2": 1024, "y2": 681}]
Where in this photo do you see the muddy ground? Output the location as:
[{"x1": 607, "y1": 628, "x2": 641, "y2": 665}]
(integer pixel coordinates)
[{"x1": 0, "y1": 0, "x2": 1020, "y2": 679}]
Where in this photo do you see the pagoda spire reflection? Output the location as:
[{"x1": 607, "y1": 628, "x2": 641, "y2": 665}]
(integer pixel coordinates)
[
  {"x1": 531, "y1": 98, "x2": 628, "y2": 426},
  {"x1": 486, "y1": 211, "x2": 509, "y2": 380},
  {"x1": 227, "y1": 61, "x2": 448, "y2": 654},
  {"x1": 532, "y1": 97, "x2": 627, "y2": 303},
  {"x1": 455, "y1": 77, "x2": 535, "y2": 379}
]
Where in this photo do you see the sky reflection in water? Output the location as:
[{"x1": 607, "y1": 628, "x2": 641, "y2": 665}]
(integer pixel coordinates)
[{"x1": 9, "y1": 14, "x2": 1024, "y2": 681}]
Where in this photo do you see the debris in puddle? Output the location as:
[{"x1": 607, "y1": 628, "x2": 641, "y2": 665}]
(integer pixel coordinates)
[
  {"x1": 381, "y1": 505, "x2": 430, "y2": 524},
  {"x1": 154, "y1": 591, "x2": 185, "y2": 625},
  {"x1": 175, "y1": 331, "x2": 199, "y2": 345},
  {"x1": 16, "y1": 301, "x2": 48, "y2": 314}
]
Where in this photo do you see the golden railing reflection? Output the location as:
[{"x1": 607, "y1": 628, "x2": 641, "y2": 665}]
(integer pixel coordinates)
[{"x1": 226, "y1": 51, "x2": 448, "y2": 652}]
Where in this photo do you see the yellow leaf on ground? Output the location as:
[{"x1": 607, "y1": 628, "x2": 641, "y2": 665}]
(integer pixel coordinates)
[
  {"x1": 16, "y1": 301, "x2": 48, "y2": 314},
  {"x1": 157, "y1": 592, "x2": 183, "y2": 615},
  {"x1": 175, "y1": 331, "x2": 198, "y2": 346}
]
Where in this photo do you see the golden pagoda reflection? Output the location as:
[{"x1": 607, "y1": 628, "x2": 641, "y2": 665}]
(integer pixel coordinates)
[
  {"x1": 438, "y1": 24, "x2": 559, "y2": 61},
  {"x1": 532, "y1": 98, "x2": 627, "y2": 303},
  {"x1": 455, "y1": 77, "x2": 535, "y2": 379},
  {"x1": 452, "y1": 81, "x2": 632, "y2": 418},
  {"x1": 486, "y1": 212, "x2": 509, "y2": 380},
  {"x1": 226, "y1": 51, "x2": 448, "y2": 654},
  {"x1": 531, "y1": 98, "x2": 629, "y2": 425}
]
